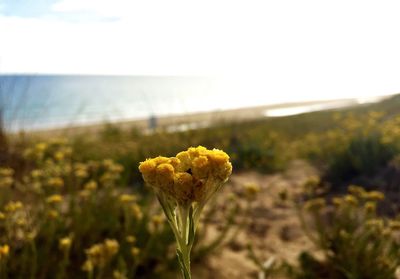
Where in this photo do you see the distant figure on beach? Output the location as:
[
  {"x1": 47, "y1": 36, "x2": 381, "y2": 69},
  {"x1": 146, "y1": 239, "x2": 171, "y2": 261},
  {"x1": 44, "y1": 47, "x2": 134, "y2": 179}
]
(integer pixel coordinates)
[{"x1": 149, "y1": 114, "x2": 157, "y2": 131}]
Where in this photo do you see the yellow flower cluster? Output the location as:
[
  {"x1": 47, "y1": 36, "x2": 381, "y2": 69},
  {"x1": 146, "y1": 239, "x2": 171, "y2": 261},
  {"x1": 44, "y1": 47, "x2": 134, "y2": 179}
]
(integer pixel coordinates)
[
  {"x1": 83, "y1": 239, "x2": 119, "y2": 270},
  {"x1": 46, "y1": 194, "x2": 63, "y2": 204},
  {"x1": 0, "y1": 245, "x2": 9, "y2": 260},
  {"x1": 4, "y1": 201, "x2": 23, "y2": 213},
  {"x1": 139, "y1": 146, "x2": 232, "y2": 205},
  {"x1": 0, "y1": 168, "x2": 14, "y2": 188}
]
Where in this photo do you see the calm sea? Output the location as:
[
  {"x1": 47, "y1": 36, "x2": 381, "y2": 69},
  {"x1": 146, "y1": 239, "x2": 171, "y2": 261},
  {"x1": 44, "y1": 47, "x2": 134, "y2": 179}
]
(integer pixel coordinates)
[
  {"x1": 1, "y1": 75, "x2": 231, "y2": 131},
  {"x1": 0, "y1": 75, "x2": 391, "y2": 132}
]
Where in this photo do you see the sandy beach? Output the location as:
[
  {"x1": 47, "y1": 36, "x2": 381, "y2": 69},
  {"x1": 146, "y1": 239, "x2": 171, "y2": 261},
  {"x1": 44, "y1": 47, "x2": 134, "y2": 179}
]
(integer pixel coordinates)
[{"x1": 23, "y1": 98, "x2": 365, "y2": 138}]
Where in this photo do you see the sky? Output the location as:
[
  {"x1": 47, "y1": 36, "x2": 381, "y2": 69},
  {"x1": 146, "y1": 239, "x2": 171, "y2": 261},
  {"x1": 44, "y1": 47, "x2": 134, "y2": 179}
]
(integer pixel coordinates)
[{"x1": 1, "y1": 0, "x2": 400, "y2": 100}]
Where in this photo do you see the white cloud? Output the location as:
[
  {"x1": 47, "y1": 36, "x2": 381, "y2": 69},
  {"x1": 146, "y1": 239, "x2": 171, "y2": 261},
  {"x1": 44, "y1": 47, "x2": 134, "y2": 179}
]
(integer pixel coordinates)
[{"x1": 1, "y1": 0, "x2": 400, "y2": 99}]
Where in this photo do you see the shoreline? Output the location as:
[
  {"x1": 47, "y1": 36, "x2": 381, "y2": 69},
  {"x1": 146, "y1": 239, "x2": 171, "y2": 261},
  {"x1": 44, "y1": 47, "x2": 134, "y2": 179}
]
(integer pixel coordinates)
[{"x1": 17, "y1": 96, "x2": 388, "y2": 138}]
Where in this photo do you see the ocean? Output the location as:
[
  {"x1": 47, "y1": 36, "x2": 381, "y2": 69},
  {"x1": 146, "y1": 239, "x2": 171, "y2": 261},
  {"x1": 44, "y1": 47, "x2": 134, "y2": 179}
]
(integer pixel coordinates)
[
  {"x1": 1, "y1": 75, "x2": 226, "y2": 131},
  {"x1": 0, "y1": 75, "x2": 392, "y2": 132}
]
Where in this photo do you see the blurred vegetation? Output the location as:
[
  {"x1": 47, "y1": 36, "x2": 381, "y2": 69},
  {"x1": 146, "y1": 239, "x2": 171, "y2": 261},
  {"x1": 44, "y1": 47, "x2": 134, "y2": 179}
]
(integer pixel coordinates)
[
  {"x1": 0, "y1": 140, "x2": 253, "y2": 278},
  {"x1": 1, "y1": 94, "x2": 400, "y2": 278},
  {"x1": 293, "y1": 185, "x2": 400, "y2": 279}
]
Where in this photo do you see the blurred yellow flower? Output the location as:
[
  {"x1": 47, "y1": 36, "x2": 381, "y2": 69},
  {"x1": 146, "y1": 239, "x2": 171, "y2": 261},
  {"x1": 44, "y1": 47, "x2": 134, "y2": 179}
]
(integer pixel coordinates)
[
  {"x1": 4, "y1": 201, "x2": 23, "y2": 212},
  {"x1": 82, "y1": 260, "x2": 94, "y2": 272},
  {"x1": 59, "y1": 237, "x2": 72, "y2": 252},
  {"x1": 348, "y1": 185, "x2": 366, "y2": 197},
  {"x1": 131, "y1": 247, "x2": 140, "y2": 257},
  {"x1": 47, "y1": 177, "x2": 64, "y2": 188},
  {"x1": 344, "y1": 195, "x2": 358, "y2": 206},
  {"x1": 364, "y1": 191, "x2": 385, "y2": 201},
  {"x1": 243, "y1": 183, "x2": 260, "y2": 200},
  {"x1": 0, "y1": 168, "x2": 14, "y2": 177},
  {"x1": 84, "y1": 180, "x2": 98, "y2": 191},
  {"x1": 0, "y1": 177, "x2": 13, "y2": 188},
  {"x1": 46, "y1": 194, "x2": 63, "y2": 204},
  {"x1": 0, "y1": 245, "x2": 9, "y2": 259},
  {"x1": 85, "y1": 239, "x2": 119, "y2": 268},
  {"x1": 119, "y1": 194, "x2": 136, "y2": 204},
  {"x1": 130, "y1": 203, "x2": 143, "y2": 220},
  {"x1": 364, "y1": 201, "x2": 377, "y2": 214},
  {"x1": 113, "y1": 270, "x2": 128, "y2": 279},
  {"x1": 125, "y1": 235, "x2": 136, "y2": 244},
  {"x1": 47, "y1": 210, "x2": 59, "y2": 219}
]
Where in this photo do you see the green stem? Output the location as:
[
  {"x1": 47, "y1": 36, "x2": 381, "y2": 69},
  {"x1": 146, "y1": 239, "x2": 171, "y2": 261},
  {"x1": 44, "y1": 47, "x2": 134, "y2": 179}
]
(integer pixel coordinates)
[{"x1": 176, "y1": 206, "x2": 192, "y2": 279}]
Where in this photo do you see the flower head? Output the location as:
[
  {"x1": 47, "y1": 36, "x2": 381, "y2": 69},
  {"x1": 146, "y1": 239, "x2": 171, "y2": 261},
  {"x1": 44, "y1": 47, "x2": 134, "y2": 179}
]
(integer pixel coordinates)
[
  {"x1": 59, "y1": 237, "x2": 72, "y2": 252},
  {"x1": 85, "y1": 239, "x2": 119, "y2": 268},
  {"x1": 0, "y1": 245, "x2": 9, "y2": 260},
  {"x1": 139, "y1": 146, "x2": 232, "y2": 205},
  {"x1": 138, "y1": 146, "x2": 232, "y2": 279},
  {"x1": 46, "y1": 194, "x2": 63, "y2": 204}
]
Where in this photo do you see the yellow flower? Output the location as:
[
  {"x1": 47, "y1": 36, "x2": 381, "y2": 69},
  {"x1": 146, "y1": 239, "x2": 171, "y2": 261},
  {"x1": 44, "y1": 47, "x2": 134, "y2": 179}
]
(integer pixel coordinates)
[
  {"x1": 0, "y1": 177, "x2": 13, "y2": 188},
  {"x1": 0, "y1": 168, "x2": 13, "y2": 177},
  {"x1": 104, "y1": 239, "x2": 119, "y2": 256},
  {"x1": 4, "y1": 201, "x2": 23, "y2": 212},
  {"x1": 59, "y1": 237, "x2": 72, "y2": 252},
  {"x1": 54, "y1": 151, "x2": 65, "y2": 161},
  {"x1": 139, "y1": 146, "x2": 232, "y2": 205},
  {"x1": 47, "y1": 210, "x2": 59, "y2": 219},
  {"x1": 131, "y1": 203, "x2": 143, "y2": 220},
  {"x1": 332, "y1": 197, "x2": 343, "y2": 207},
  {"x1": 16, "y1": 218, "x2": 27, "y2": 226},
  {"x1": 344, "y1": 194, "x2": 358, "y2": 206},
  {"x1": 243, "y1": 183, "x2": 260, "y2": 200},
  {"x1": 138, "y1": 147, "x2": 232, "y2": 278},
  {"x1": 119, "y1": 194, "x2": 136, "y2": 204},
  {"x1": 82, "y1": 260, "x2": 94, "y2": 272},
  {"x1": 74, "y1": 163, "x2": 89, "y2": 178},
  {"x1": 365, "y1": 219, "x2": 384, "y2": 230},
  {"x1": 31, "y1": 169, "x2": 43, "y2": 179},
  {"x1": 150, "y1": 214, "x2": 164, "y2": 233},
  {"x1": 364, "y1": 201, "x2": 376, "y2": 214},
  {"x1": 75, "y1": 169, "x2": 88, "y2": 178},
  {"x1": 364, "y1": 191, "x2": 385, "y2": 201},
  {"x1": 84, "y1": 181, "x2": 98, "y2": 191},
  {"x1": 26, "y1": 231, "x2": 37, "y2": 242},
  {"x1": 35, "y1": 142, "x2": 48, "y2": 152},
  {"x1": 125, "y1": 235, "x2": 136, "y2": 244},
  {"x1": 46, "y1": 194, "x2": 63, "y2": 204},
  {"x1": 113, "y1": 270, "x2": 128, "y2": 279},
  {"x1": 131, "y1": 247, "x2": 140, "y2": 257},
  {"x1": 79, "y1": 190, "x2": 91, "y2": 199},
  {"x1": 0, "y1": 245, "x2": 9, "y2": 259},
  {"x1": 85, "y1": 239, "x2": 119, "y2": 268},
  {"x1": 348, "y1": 184, "x2": 366, "y2": 197},
  {"x1": 47, "y1": 177, "x2": 64, "y2": 188}
]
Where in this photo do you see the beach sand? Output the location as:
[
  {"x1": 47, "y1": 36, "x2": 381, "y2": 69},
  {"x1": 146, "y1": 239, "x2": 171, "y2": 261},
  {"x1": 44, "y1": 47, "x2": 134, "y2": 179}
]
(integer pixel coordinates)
[{"x1": 25, "y1": 98, "x2": 360, "y2": 138}]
